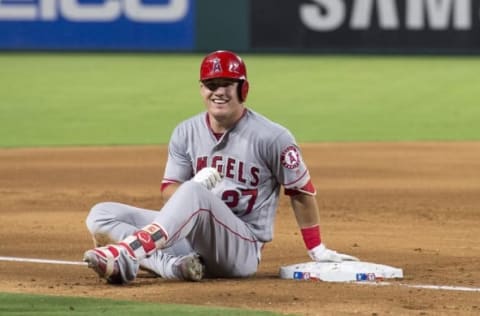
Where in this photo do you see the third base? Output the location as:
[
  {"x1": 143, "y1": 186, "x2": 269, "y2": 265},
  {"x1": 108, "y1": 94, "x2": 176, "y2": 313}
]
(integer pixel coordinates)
[{"x1": 279, "y1": 261, "x2": 403, "y2": 282}]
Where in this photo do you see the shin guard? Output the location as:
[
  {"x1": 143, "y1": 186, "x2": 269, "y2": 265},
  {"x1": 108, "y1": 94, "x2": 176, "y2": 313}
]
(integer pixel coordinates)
[{"x1": 120, "y1": 223, "x2": 167, "y2": 261}]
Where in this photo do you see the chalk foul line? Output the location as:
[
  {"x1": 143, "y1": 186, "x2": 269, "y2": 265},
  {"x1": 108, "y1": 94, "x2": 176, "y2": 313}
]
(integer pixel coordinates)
[
  {"x1": 1, "y1": 255, "x2": 479, "y2": 292},
  {"x1": 0, "y1": 255, "x2": 87, "y2": 266},
  {"x1": 356, "y1": 281, "x2": 480, "y2": 292}
]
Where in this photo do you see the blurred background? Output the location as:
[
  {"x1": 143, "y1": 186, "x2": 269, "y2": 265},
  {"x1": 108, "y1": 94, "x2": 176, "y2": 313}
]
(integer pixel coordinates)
[
  {"x1": 1, "y1": 0, "x2": 479, "y2": 53},
  {"x1": 1, "y1": 0, "x2": 479, "y2": 147}
]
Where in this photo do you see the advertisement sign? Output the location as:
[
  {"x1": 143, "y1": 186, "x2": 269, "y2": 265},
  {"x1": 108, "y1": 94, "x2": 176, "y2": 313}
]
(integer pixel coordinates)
[
  {"x1": 0, "y1": 0, "x2": 195, "y2": 50},
  {"x1": 251, "y1": 0, "x2": 480, "y2": 53}
]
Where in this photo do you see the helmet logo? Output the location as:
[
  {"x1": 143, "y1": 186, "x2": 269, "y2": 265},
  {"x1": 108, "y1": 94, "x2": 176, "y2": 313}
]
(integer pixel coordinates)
[
  {"x1": 229, "y1": 62, "x2": 239, "y2": 73},
  {"x1": 211, "y1": 57, "x2": 222, "y2": 73}
]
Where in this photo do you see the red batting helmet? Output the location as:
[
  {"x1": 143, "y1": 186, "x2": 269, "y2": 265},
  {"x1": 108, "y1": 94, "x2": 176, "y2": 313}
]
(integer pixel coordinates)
[{"x1": 200, "y1": 50, "x2": 249, "y2": 102}]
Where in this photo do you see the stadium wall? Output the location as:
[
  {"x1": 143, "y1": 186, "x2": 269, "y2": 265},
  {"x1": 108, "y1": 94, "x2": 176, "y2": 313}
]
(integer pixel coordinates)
[{"x1": 1, "y1": 0, "x2": 479, "y2": 54}]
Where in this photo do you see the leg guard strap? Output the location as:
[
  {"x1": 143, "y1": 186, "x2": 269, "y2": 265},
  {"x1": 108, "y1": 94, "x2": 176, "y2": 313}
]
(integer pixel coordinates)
[{"x1": 120, "y1": 223, "x2": 167, "y2": 260}]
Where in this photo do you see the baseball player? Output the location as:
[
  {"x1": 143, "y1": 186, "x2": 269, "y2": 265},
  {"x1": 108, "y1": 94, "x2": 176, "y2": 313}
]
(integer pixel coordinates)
[{"x1": 83, "y1": 50, "x2": 359, "y2": 284}]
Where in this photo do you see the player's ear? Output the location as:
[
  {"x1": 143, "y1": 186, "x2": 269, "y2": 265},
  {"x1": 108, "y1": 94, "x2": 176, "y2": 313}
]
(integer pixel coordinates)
[
  {"x1": 237, "y1": 80, "x2": 249, "y2": 102},
  {"x1": 199, "y1": 82, "x2": 208, "y2": 99}
]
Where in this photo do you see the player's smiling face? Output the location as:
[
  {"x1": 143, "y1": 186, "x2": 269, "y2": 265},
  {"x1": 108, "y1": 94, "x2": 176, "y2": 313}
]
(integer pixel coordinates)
[{"x1": 200, "y1": 78, "x2": 244, "y2": 127}]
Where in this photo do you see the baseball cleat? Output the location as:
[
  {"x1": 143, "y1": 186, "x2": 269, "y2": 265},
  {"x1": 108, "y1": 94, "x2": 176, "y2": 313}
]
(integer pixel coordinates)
[
  {"x1": 84, "y1": 244, "x2": 140, "y2": 285},
  {"x1": 83, "y1": 245, "x2": 123, "y2": 284},
  {"x1": 84, "y1": 244, "x2": 139, "y2": 284},
  {"x1": 173, "y1": 254, "x2": 205, "y2": 281}
]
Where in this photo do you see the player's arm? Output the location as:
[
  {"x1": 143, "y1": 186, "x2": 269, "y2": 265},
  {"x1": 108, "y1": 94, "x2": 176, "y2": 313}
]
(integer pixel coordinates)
[
  {"x1": 290, "y1": 192, "x2": 320, "y2": 229},
  {"x1": 161, "y1": 167, "x2": 221, "y2": 204},
  {"x1": 160, "y1": 125, "x2": 194, "y2": 204},
  {"x1": 289, "y1": 192, "x2": 359, "y2": 262}
]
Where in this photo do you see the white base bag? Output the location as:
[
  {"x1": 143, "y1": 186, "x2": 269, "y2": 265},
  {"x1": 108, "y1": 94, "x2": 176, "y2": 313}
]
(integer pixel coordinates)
[{"x1": 280, "y1": 261, "x2": 403, "y2": 282}]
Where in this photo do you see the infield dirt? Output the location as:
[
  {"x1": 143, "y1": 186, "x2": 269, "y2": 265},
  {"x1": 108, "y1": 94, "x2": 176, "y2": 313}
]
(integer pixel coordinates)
[{"x1": 1, "y1": 143, "x2": 479, "y2": 315}]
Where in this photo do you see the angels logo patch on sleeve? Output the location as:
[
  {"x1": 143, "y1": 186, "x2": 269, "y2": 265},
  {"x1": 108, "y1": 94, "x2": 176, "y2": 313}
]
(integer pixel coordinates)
[{"x1": 281, "y1": 146, "x2": 301, "y2": 169}]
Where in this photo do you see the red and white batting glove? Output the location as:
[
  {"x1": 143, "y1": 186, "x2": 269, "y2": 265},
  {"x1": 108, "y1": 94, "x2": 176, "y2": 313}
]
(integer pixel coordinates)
[
  {"x1": 192, "y1": 167, "x2": 222, "y2": 190},
  {"x1": 308, "y1": 244, "x2": 359, "y2": 263}
]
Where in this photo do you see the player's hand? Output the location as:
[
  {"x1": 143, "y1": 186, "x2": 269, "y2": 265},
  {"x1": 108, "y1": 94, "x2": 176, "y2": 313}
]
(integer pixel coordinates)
[
  {"x1": 192, "y1": 167, "x2": 222, "y2": 190},
  {"x1": 308, "y1": 244, "x2": 359, "y2": 263}
]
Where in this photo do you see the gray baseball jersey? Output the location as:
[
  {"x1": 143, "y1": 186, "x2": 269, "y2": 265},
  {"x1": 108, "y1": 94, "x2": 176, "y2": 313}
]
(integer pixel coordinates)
[
  {"x1": 162, "y1": 109, "x2": 311, "y2": 242},
  {"x1": 86, "y1": 108, "x2": 314, "y2": 279}
]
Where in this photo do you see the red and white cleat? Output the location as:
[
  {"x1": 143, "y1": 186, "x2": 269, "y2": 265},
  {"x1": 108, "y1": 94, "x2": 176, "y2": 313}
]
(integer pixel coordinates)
[{"x1": 83, "y1": 245, "x2": 138, "y2": 284}]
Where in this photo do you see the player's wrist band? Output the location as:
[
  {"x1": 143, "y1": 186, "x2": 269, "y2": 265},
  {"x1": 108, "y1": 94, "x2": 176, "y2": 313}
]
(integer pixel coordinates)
[{"x1": 300, "y1": 225, "x2": 322, "y2": 250}]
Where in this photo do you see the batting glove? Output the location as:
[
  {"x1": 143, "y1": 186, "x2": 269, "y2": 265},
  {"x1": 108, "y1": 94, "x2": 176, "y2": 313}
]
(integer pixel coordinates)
[
  {"x1": 192, "y1": 167, "x2": 222, "y2": 190},
  {"x1": 308, "y1": 244, "x2": 359, "y2": 263}
]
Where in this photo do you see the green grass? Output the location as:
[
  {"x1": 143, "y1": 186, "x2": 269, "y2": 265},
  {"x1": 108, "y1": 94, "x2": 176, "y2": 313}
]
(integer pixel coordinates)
[
  {"x1": 248, "y1": 55, "x2": 480, "y2": 142},
  {"x1": 0, "y1": 54, "x2": 201, "y2": 147},
  {"x1": 0, "y1": 292, "x2": 284, "y2": 316},
  {"x1": 0, "y1": 53, "x2": 479, "y2": 147}
]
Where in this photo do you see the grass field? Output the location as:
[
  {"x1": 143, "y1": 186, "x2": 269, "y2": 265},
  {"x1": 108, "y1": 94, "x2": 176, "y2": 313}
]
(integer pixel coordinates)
[
  {"x1": 1, "y1": 53, "x2": 479, "y2": 147},
  {"x1": 0, "y1": 293, "x2": 283, "y2": 316}
]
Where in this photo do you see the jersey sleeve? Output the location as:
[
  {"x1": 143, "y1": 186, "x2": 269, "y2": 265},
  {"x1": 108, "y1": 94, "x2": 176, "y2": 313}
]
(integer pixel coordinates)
[
  {"x1": 269, "y1": 130, "x2": 315, "y2": 195},
  {"x1": 162, "y1": 125, "x2": 194, "y2": 185}
]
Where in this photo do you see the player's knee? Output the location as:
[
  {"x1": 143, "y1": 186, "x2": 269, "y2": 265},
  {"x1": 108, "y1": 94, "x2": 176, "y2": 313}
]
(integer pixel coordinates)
[
  {"x1": 85, "y1": 202, "x2": 116, "y2": 234},
  {"x1": 176, "y1": 180, "x2": 208, "y2": 197}
]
